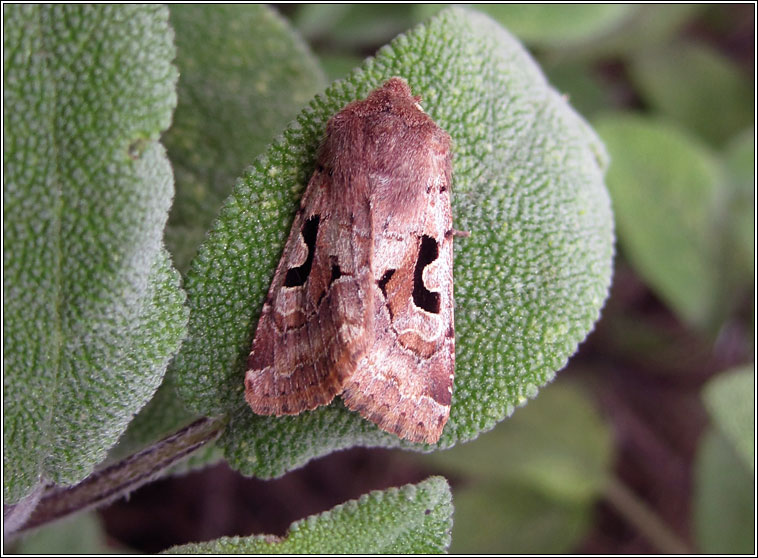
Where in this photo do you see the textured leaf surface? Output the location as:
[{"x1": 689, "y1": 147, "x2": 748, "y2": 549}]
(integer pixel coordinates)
[
  {"x1": 114, "y1": 4, "x2": 326, "y2": 461},
  {"x1": 164, "y1": 476, "x2": 452, "y2": 554},
  {"x1": 595, "y1": 114, "x2": 722, "y2": 329},
  {"x1": 703, "y1": 365, "x2": 754, "y2": 471},
  {"x1": 164, "y1": 4, "x2": 327, "y2": 273},
  {"x1": 174, "y1": 7, "x2": 613, "y2": 477},
  {"x1": 3, "y1": 5, "x2": 187, "y2": 504},
  {"x1": 422, "y1": 380, "x2": 612, "y2": 553}
]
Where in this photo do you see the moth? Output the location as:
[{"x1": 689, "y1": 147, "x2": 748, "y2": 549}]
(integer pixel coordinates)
[{"x1": 244, "y1": 77, "x2": 455, "y2": 444}]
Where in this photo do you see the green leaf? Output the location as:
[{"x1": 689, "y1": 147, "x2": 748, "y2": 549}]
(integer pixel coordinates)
[
  {"x1": 165, "y1": 4, "x2": 327, "y2": 273},
  {"x1": 557, "y1": 5, "x2": 703, "y2": 61},
  {"x1": 455, "y1": 4, "x2": 633, "y2": 46},
  {"x1": 105, "y1": 376, "x2": 199, "y2": 462},
  {"x1": 3, "y1": 5, "x2": 187, "y2": 504},
  {"x1": 174, "y1": 7, "x2": 613, "y2": 477},
  {"x1": 422, "y1": 380, "x2": 613, "y2": 553},
  {"x1": 595, "y1": 114, "x2": 723, "y2": 329},
  {"x1": 630, "y1": 42, "x2": 753, "y2": 147},
  {"x1": 721, "y1": 128, "x2": 755, "y2": 279},
  {"x1": 113, "y1": 4, "x2": 327, "y2": 460},
  {"x1": 425, "y1": 381, "x2": 613, "y2": 499},
  {"x1": 293, "y1": 4, "x2": 418, "y2": 48},
  {"x1": 693, "y1": 428, "x2": 755, "y2": 553},
  {"x1": 542, "y1": 60, "x2": 615, "y2": 119},
  {"x1": 703, "y1": 365, "x2": 754, "y2": 471},
  {"x1": 163, "y1": 476, "x2": 453, "y2": 554},
  {"x1": 449, "y1": 479, "x2": 593, "y2": 554},
  {"x1": 318, "y1": 53, "x2": 365, "y2": 83},
  {"x1": 291, "y1": 4, "x2": 352, "y2": 39}
]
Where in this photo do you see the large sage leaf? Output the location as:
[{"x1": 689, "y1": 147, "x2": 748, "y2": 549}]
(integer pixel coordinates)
[
  {"x1": 173, "y1": 7, "x2": 613, "y2": 477},
  {"x1": 112, "y1": 3, "x2": 326, "y2": 462},
  {"x1": 3, "y1": 5, "x2": 187, "y2": 504}
]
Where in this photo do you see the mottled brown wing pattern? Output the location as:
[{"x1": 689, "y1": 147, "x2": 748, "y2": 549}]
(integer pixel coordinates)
[
  {"x1": 340, "y1": 126, "x2": 454, "y2": 444},
  {"x1": 245, "y1": 77, "x2": 455, "y2": 444},
  {"x1": 244, "y1": 168, "x2": 374, "y2": 415}
]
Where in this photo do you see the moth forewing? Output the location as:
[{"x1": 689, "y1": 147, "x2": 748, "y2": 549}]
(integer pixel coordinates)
[{"x1": 245, "y1": 77, "x2": 456, "y2": 444}]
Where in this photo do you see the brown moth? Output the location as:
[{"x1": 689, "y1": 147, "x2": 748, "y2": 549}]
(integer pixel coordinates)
[{"x1": 244, "y1": 77, "x2": 455, "y2": 444}]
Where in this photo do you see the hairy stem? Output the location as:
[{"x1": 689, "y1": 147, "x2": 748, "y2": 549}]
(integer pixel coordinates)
[{"x1": 12, "y1": 416, "x2": 225, "y2": 536}]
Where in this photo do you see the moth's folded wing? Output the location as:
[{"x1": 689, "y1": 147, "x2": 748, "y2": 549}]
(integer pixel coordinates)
[
  {"x1": 245, "y1": 171, "x2": 374, "y2": 415},
  {"x1": 342, "y1": 178, "x2": 455, "y2": 444}
]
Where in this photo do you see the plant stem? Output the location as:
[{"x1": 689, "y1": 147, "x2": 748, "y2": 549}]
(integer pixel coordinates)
[
  {"x1": 604, "y1": 476, "x2": 693, "y2": 553},
  {"x1": 13, "y1": 416, "x2": 225, "y2": 535}
]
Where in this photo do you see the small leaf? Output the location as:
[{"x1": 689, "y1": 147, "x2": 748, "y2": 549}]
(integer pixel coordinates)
[
  {"x1": 424, "y1": 381, "x2": 613, "y2": 500},
  {"x1": 595, "y1": 114, "x2": 722, "y2": 329},
  {"x1": 703, "y1": 365, "x2": 754, "y2": 471},
  {"x1": 163, "y1": 476, "x2": 453, "y2": 554},
  {"x1": 422, "y1": 381, "x2": 613, "y2": 553},
  {"x1": 3, "y1": 5, "x2": 187, "y2": 504},
  {"x1": 174, "y1": 7, "x2": 613, "y2": 477},
  {"x1": 693, "y1": 428, "x2": 754, "y2": 553},
  {"x1": 630, "y1": 42, "x2": 753, "y2": 147}
]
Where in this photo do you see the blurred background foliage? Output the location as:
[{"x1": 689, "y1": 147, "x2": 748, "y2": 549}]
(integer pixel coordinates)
[{"x1": 13, "y1": 3, "x2": 754, "y2": 554}]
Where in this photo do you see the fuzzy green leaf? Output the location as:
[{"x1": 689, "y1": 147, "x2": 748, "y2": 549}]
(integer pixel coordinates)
[
  {"x1": 173, "y1": 7, "x2": 613, "y2": 477},
  {"x1": 595, "y1": 114, "x2": 723, "y2": 329},
  {"x1": 164, "y1": 4, "x2": 327, "y2": 273},
  {"x1": 113, "y1": 4, "x2": 326, "y2": 462},
  {"x1": 3, "y1": 5, "x2": 187, "y2": 504},
  {"x1": 164, "y1": 476, "x2": 452, "y2": 554},
  {"x1": 703, "y1": 365, "x2": 754, "y2": 471}
]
